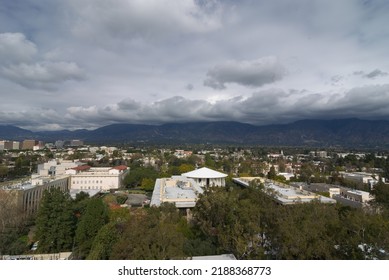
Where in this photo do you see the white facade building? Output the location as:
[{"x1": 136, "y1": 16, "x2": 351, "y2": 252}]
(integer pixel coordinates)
[
  {"x1": 339, "y1": 171, "x2": 379, "y2": 188},
  {"x1": 66, "y1": 165, "x2": 129, "y2": 191},
  {"x1": 150, "y1": 176, "x2": 204, "y2": 208},
  {"x1": 181, "y1": 167, "x2": 227, "y2": 187},
  {"x1": 35, "y1": 159, "x2": 82, "y2": 177},
  {"x1": 150, "y1": 167, "x2": 227, "y2": 209}
]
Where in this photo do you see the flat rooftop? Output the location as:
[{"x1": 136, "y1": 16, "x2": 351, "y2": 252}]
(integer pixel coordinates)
[
  {"x1": 150, "y1": 176, "x2": 204, "y2": 208},
  {"x1": 1, "y1": 181, "x2": 35, "y2": 191},
  {"x1": 266, "y1": 183, "x2": 336, "y2": 205},
  {"x1": 233, "y1": 177, "x2": 336, "y2": 205},
  {"x1": 69, "y1": 189, "x2": 101, "y2": 199}
]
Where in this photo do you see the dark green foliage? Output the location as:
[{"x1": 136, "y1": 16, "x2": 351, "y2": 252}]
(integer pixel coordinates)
[
  {"x1": 193, "y1": 185, "x2": 389, "y2": 260},
  {"x1": 124, "y1": 166, "x2": 159, "y2": 188},
  {"x1": 115, "y1": 194, "x2": 128, "y2": 204},
  {"x1": 35, "y1": 188, "x2": 76, "y2": 253},
  {"x1": 87, "y1": 222, "x2": 120, "y2": 260},
  {"x1": 110, "y1": 204, "x2": 187, "y2": 259},
  {"x1": 267, "y1": 165, "x2": 277, "y2": 180},
  {"x1": 334, "y1": 206, "x2": 389, "y2": 259},
  {"x1": 371, "y1": 181, "x2": 389, "y2": 209},
  {"x1": 74, "y1": 198, "x2": 109, "y2": 259},
  {"x1": 74, "y1": 191, "x2": 90, "y2": 203},
  {"x1": 0, "y1": 227, "x2": 30, "y2": 255},
  {"x1": 264, "y1": 202, "x2": 339, "y2": 259},
  {"x1": 193, "y1": 187, "x2": 265, "y2": 259}
]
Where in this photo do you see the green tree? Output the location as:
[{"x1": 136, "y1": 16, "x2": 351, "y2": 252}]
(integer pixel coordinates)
[
  {"x1": 263, "y1": 202, "x2": 339, "y2": 259},
  {"x1": 74, "y1": 198, "x2": 109, "y2": 259},
  {"x1": 193, "y1": 187, "x2": 264, "y2": 259},
  {"x1": 110, "y1": 205, "x2": 186, "y2": 259},
  {"x1": 371, "y1": 181, "x2": 389, "y2": 209},
  {"x1": 35, "y1": 188, "x2": 76, "y2": 253},
  {"x1": 334, "y1": 206, "x2": 389, "y2": 259},
  {"x1": 140, "y1": 178, "x2": 155, "y2": 191},
  {"x1": 0, "y1": 165, "x2": 8, "y2": 177},
  {"x1": 124, "y1": 166, "x2": 158, "y2": 188},
  {"x1": 267, "y1": 165, "x2": 277, "y2": 180},
  {"x1": 178, "y1": 163, "x2": 195, "y2": 174},
  {"x1": 87, "y1": 222, "x2": 120, "y2": 260}
]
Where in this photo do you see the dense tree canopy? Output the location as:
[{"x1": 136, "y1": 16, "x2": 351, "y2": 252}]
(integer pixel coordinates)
[
  {"x1": 34, "y1": 188, "x2": 76, "y2": 253},
  {"x1": 74, "y1": 198, "x2": 109, "y2": 259},
  {"x1": 110, "y1": 204, "x2": 187, "y2": 259}
]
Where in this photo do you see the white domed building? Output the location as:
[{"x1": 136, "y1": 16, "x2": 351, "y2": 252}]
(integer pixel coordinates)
[{"x1": 182, "y1": 167, "x2": 227, "y2": 188}]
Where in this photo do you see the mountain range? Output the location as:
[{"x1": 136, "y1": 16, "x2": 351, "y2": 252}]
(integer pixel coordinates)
[{"x1": 1, "y1": 118, "x2": 389, "y2": 148}]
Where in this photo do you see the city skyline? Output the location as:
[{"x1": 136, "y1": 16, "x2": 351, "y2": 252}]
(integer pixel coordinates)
[{"x1": 1, "y1": 0, "x2": 389, "y2": 131}]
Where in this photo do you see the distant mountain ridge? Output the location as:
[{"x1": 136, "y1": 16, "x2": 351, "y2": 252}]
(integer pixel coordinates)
[{"x1": 1, "y1": 118, "x2": 389, "y2": 148}]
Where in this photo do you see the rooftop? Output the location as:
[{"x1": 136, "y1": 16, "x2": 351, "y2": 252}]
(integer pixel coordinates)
[
  {"x1": 150, "y1": 176, "x2": 204, "y2": 208},
  {"x1": 182, "y1": 167, "x2": 227, "y2": 179},
  {"x1": 233, "y1": 178, "x2": 336, "y2": 205}
]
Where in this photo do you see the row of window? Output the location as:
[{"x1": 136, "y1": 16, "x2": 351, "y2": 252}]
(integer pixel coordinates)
[
  {"x1": 72, "y1": 180, "x2": 103, "y2": 185},
  {"x1": 79, "y1": 186, "x2": 104, "y2": 190}
]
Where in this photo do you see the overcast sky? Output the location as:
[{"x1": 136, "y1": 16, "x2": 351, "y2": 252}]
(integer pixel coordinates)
[{"x1": 1, "y1": 0, "x2": 389, "y2": 131}]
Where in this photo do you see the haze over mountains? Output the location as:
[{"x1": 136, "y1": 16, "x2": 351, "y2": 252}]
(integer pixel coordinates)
[{"x1": 1, "y1": 119, "x2": 389, "y2": 148}]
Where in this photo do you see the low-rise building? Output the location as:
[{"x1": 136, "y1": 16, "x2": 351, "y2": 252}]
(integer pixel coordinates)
[
  {"x1": 150, "y1": 176, "x2": 203, "y2": 208},
  {"x1": 339, "y1": 171, "x2": 379, "y2": 188},
  {"x1": 300, "y1": 183, "x2": 373, "y2": 208},
  {"x1": 66, "y1": 165, "x2": 129, "y2": 191},
  {"x1": 151, "y1": 167, "x2": 226, "y2": 209},
  {"x1": 181, "y1": 167, "x2": 227, "y2": 188},
  {"x1": 233, "y1": 177, "x2": 336, "y2": 205},
  {"x1": 1, "y1": 176, "x2": 69, "y2": 215}
]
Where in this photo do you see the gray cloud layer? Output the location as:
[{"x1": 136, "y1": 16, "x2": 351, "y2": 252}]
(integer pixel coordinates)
[
  {"x1": 1, "y1": 0, "x2": 389, "y2": 130},
  {"x1": 204, "y1": 57, "x2": 286, "y2": 90},
  {"x1": 2, "y1": 84, "x2": 389, "y2": 131},
  {"x1": 0, "y1": 33, "x2": 85, "y2": 91}
]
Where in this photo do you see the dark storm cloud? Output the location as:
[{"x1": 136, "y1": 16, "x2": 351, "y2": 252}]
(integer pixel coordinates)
[
  {"x1": 56, "y1": 84, "x2": 389, "y2": 130},
  {"x1": 1, "y1": 0, "x2": 389, "y2": 130},
  {"x1": 354, "y1": 69, "x2": 388, "y2": 79},
  {"x1": 365, "y1": 69, "x2": 388, "y2": 79},
  {"x1": 2, "y1": 83, "x2": 389, "y2": 131},
  {"x1": 204, "y1": 57, "x2": 286, "y2": 90}
]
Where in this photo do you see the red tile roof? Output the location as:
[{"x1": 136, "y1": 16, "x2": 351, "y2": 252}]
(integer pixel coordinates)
[
  {"x1": 72, "y1": 165, "x2": 91, "y2": 171},
  {"x1": 111, "y1": 165, "x2": 128, "y2": 171}
]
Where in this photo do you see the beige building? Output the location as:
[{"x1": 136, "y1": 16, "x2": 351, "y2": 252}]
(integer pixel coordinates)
[
  {"x1": 2, "y1": 176, "x2": 69, "y2": 215},
  {"x1": 0, "y1": 140, "x2": 20, "y2": 150},
  {"x1": 66, "y1": 165, "x2": 129, "y2": 191}
]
